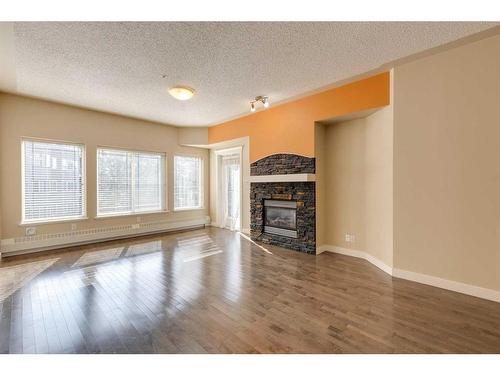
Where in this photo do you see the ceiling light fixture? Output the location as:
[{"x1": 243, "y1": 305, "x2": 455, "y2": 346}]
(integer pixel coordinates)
[
  {"x1": 168, "y1": 85, "x2": 195, "y2": 101},
  {"x1": 250, "y1": 96, "x2": 270, "y2": 112}
]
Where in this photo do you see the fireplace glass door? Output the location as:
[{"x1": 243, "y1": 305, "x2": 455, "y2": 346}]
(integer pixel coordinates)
[
  {"x1": 264, "y1": 207, "x2": 296, "y2": 230},
  {"x1": 263, "y1": 200, "x2": 297, "y2": 238}
]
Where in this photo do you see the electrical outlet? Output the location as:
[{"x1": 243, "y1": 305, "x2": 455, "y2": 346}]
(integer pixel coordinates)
[
  {"x1": 26, "y1": 227, "x2": 37, "y2": 236},
  {"x1": 71, "y1": 223, "x2": 77, "y2": 231}
]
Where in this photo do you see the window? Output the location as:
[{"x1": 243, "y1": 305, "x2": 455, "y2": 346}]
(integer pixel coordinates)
[
  {"x1": 174, "y1": 155, "x2": 203, "y2": 210},
  {"x1": 22, "y1": 139, "x2": 85, "y2": 223},
  {"x1": 97, "y1": 148, "x2": 166, "y2": 216}
]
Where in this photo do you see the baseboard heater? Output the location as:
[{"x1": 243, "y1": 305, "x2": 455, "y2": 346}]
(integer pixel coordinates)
[{"x1": 0, "y1": 216, "x2": 210, "y2": 257}]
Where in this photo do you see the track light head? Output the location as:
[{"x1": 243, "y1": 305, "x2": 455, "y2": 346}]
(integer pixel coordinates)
[{"x1": 250, "y1": 96, "x2": 270, "y2": 112}]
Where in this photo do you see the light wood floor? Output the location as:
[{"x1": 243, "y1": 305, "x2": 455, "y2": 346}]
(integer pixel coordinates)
[{"x1": 1, "y1": 227, "x2": 499, "y2": 353}]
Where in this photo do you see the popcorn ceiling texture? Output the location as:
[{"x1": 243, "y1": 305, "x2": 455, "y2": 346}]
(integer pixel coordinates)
[{"x1": 4, "y1": 22, "x2": 496, "y2": 127}]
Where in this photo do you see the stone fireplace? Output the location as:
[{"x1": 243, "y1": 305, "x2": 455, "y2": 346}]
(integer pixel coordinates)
[{"x1": 250, "y1": 154, "x2": 316, "y2": 254}]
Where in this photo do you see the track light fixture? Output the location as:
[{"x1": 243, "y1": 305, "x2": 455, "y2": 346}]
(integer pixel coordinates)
[{"x1": 250, "y1": 96, "x2": 270, "y2": 112}]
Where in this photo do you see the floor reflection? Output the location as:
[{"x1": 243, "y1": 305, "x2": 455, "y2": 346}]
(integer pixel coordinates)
[
  {"x1": 238, "y1": 232, "x2": 273, "y2": 254},
  {"x1": 182, "y1": 249, "x2": 223, "y2": 262},
  {"x1": 166, "y1": 232, "x2": 221, "y2": 307},
  {"x1": 224, "y1": 234, "x2": 242, "y2": 302},
  {"x1": 125, "y1": 240, "x2": 163, "y2": 257},
  {"x1": 176, "y1": 233, "x2": 223, "y2": 262},
  {"x1": 0, "y1": 258, "x2": 59, "y2": 302},
  {"x1": 71, "y1": 247, "x2": 124, "y2": 268}
]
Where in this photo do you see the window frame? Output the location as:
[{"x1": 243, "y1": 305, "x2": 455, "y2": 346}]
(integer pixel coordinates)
[
  {"x1": 95, "y1": 146, "x2": 168, "y2": 218},
  {"x1": 173, "y1": 153, "x2": 204, "y2": 212},
  {"x1": 20, "y1": 137, "x2": 87, "y2": 225}
]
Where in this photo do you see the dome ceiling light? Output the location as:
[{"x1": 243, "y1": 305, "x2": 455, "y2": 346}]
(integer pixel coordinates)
[
  {"x1": 250, "y1": 96, "x2": 270, "y2": 112},
  {"x1": 168, "y1": 85, "x2": 196, "y2": 101}
]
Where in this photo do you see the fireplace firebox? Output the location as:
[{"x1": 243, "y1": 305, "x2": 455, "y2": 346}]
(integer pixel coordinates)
[{"x1": 263, "y1": 200, "x2": 298, "y2": 238}]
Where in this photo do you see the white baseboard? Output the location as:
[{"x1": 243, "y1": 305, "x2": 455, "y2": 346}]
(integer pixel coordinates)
[
  {"x1": 318, "y1": 245, "x2": 393, "y2": 275},
  {"x1": 392, "y1": 268, "x2": 500, "y2": 304},
  {"x1": 319, "y1": 244, "x2": 500, "y2": 304},
  {"x1": 0, "y1": 216, "x2": 210, "y2": 257}
]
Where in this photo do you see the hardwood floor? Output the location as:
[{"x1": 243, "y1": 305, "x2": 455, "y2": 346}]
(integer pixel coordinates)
[{"x1": 1, "y1": 227, "x2": 499, "y2": 353}]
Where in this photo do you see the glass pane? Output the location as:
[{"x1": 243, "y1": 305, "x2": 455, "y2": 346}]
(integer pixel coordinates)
[
  {"x1": 97, "y1": 149, "x2": 132, "y2": 214},
  {"x1": 135, "y1": 153, "x2": 163, "y2": 212},
  {"x1": 97, "y1": 148, "x2": 165, "y2": 215},
  {"x1": 226, "y1": 164, "x2": 240, "y2": 219},
  {"x1": 174, "y1": 155, "x2": 202, "y2": 209},
  {"x1": 264, "y1": 207, "x2": 296, "y2": 230}
]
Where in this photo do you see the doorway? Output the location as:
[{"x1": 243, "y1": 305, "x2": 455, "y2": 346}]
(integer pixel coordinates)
[{"x1": 216, "y1": 147, "x2": 242, "y2": 231}]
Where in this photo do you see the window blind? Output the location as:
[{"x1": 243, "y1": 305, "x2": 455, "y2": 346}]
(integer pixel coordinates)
[
  {"x1": 22, "y1": 140, "x2": 85, "y2": 223},
  {"x1": 174, "y1": 155, "x2": 202, "y2": 210},
  {"x1": 97, "y1": 148, "x2": 165, "y2": 216}
]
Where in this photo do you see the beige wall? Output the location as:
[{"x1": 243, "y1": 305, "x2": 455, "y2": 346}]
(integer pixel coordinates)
[
  {"x1": 320, "y1": 102, "x2": 394, "y2": 266},
  {"x1": 0, "y1": 23, "x2": 16, "y2": 92},
  {"x1": 0, "y1": 93, "x2": 209, "y2": 240},
  {"x1": 178, "y1": 127, "x2": 208, "y2": 146},
  {"x1": 393, "y1": 33, "x2": 500, "y2": 290}
]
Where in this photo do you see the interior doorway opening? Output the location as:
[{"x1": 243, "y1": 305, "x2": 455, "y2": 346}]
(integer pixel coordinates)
[{"x1": 216, "y1": 147, "x2": 242, "y2": 231}]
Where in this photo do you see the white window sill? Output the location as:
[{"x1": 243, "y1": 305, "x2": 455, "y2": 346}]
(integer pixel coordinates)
[
  {"x1": 95, "y1": 210, "x2": 169, "y2": 219},
  {"x1": 20, "y1": 216, "x2": 89, "y2": 226},
  {"x1": 173, "y1": 207, "x2": 204, "y2": 212}
]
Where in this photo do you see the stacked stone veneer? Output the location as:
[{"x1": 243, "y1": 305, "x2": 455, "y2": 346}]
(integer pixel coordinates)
[
  {"x1": 250, "y1": 153, "x2": 315, "y2": 176},
  {"x1": 250, "y1": 154, "x2": 316, "y2": 254}
]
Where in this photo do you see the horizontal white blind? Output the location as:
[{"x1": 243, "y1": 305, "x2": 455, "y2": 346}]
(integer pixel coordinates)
[
  {"x1": 174, "y1": 155, "x2": 202, "y2": 210},
  {"x1": 97, "y1": 149, "x2": 132, "y2": 215},
  {"x1": 23, "y1": 140, "x2": 85, "y2": 222},
  {"x1": 136, "y1": 153, "x2": 164, "y2": 212},
  {"x1": 97, "y1": 148, "x2": 165, "y2": 216}
]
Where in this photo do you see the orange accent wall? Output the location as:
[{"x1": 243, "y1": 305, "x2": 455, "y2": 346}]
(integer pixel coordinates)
[{"x1": 208, "y1": 72, "x2": 390, "y2": 162}]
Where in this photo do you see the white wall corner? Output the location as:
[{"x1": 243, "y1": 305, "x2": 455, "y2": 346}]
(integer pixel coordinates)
[
  {"x1": 319, "y1": 245, "x2": 393, "y2": 276},
  {"x1": 316, "y1": 244, "x2": 328, "y2": 254}
]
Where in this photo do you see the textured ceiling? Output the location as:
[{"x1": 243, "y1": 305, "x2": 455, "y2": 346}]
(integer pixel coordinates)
[{"x1": 0, "y1": 22, "x2": 497, "y2": 127}]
